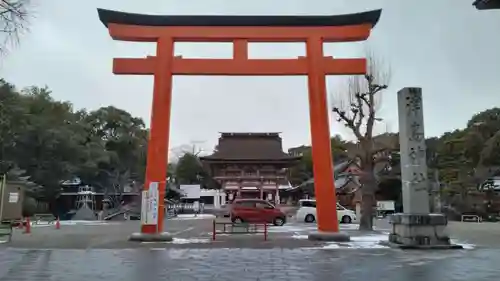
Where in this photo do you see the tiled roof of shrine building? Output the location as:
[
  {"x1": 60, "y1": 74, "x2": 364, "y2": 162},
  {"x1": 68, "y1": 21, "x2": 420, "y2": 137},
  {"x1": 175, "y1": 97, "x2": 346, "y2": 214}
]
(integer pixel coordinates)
[
  {"x1": 200, "y1": 132, "x2": 301, "y2": 162},
  {"x1": 473, "y1": 0, "x2": 500, "y2": 10}
]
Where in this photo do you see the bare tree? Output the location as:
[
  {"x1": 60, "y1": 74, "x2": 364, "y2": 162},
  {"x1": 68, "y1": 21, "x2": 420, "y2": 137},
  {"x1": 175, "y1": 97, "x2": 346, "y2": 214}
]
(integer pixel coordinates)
[
  {"x1": 169, "y1": 141, "x2": 207, "y2": 162},
  {"x1": 331, "y1": 53, "x2": 391, "y2": 231},
  {"x1": 0, "y1": 0, "x2": 30, "y2": 54},
  {"x1": 106, "y1": 169, "x2": 130, "y2": 209}
]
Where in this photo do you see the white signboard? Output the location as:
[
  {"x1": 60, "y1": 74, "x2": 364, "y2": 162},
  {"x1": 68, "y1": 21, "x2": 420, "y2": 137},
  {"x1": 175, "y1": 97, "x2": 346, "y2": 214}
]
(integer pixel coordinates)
[
  {"x1": 147, "y1": 182, "x2": 159, "y2": 225},
  {"x1": 180, "y1": 184, "x2": 201, "y2": 199},
  {"x1": 267, "y1": 193, "x2": 273, "y2": 200},
  {"x1": 140, "y1": 190, "x2": 148, "y2": 224},
  {"x1": 8, "y1": 192, "x2": 19, "y2": 203},
  {"x1": 141, "y1": 182, "x2": 160, "y2": 225},
  {"x1": 376, "y1": 200, "x2": 395, "y2": 211}
]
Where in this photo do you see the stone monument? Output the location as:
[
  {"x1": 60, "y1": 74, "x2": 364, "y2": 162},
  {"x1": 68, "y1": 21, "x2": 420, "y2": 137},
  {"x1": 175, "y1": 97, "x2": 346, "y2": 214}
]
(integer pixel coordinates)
[{"x1": 386, "y1": 87, "x2": 461, "y2": 249}]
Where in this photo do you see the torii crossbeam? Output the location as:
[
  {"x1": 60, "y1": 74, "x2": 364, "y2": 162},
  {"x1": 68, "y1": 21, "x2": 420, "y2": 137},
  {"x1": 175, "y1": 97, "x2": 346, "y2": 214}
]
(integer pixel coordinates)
[{"x1": 97, "y1": 8, "x2": 381, "y2": 241}]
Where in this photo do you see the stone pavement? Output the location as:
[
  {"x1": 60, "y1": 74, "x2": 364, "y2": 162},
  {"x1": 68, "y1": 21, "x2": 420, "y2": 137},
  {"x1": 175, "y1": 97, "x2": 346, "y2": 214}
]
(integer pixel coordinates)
[
  {"x1": 0, "y1": 246, "x2": 496, "y2": 280},
  {"x1": 2, "y1": 216, "x2": 388, "y2": 249},
  {"x1": 0, "y1": 217, "x2": 499, "y2": 280}
]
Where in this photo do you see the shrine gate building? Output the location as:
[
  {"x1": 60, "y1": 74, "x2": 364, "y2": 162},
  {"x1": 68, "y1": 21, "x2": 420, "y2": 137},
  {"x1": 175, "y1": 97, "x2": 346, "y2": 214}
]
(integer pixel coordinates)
[{"x1": 200, "y1": 133, "x2": 301, "y2": 204}]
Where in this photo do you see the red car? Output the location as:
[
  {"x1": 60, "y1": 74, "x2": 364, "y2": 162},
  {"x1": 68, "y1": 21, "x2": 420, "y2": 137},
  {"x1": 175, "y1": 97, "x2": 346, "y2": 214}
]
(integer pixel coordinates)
[{"x1": 230, "y1": 199, "x2": 286, "y2": 226}]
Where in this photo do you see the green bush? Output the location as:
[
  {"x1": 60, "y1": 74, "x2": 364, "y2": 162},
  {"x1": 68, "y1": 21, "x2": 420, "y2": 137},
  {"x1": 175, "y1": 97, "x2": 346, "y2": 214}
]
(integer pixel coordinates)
[{"x1": 22, "y1": 196, "x2": 38, "y2": 217}]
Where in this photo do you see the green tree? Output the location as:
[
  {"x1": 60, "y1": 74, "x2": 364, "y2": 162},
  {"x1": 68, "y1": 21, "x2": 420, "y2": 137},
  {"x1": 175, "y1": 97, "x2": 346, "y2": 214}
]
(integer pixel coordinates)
[
  {"x1": 427, "y1": 108, "x2": 500, "y2": 210},
  {"x1": 288, "y1": 148, "x2": 313, "y2": 185},
  {"x1": 0, "y1": 81, "x2": 150, "y2": 204},
  {"x1": 175, "y1": 153, "x2": 205, "y2": 185},
  {"x1": 77, "y1": 106, "x2": 148, "y2": 206},
  {"x1": 479, "y1": 131, "x2": 500, "y2": 167},
  {"x1": 288, "y1": 136, "x2": 347, "y2": 186},
  {"x1": 1, "y1": 82, "x2": 79, "y2": 203},
  {"x1": 330, "y1": 134, "x2": 348, "y2": 162},
  {"x1": 0, "y1": 79, "x2": 24, "y2": 173},
  {"x1": 12, "y1": 86, "x2": 85, "y2": 200}
]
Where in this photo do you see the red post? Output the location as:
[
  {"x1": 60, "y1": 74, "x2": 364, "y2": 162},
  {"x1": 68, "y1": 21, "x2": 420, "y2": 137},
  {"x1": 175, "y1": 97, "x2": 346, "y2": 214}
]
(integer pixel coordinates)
[
  {"x1": 264, "y1": 222, "x2": 267, "y2": 241},
  {"x1": 306, "y1": 36, "x2": 340, "y2": 233},
  {"x1": 212, "y1": 220, "x2": 216, "y2": 241},
  {"x1": 24, "y1": 217, "x2": 31, "y2": 234},
  {"x1": 141, "y1": 37, "x2": 175, "y2": 234}
]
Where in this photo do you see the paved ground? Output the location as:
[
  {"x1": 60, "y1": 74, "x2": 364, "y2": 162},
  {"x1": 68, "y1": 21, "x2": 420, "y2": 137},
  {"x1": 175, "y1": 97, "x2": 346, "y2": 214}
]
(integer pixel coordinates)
[
  {"x1": 4, "y1": 216, "x2": 332, "y2": 249},
  {"x1": 0, "y1": 216, "x2": 499, "y2": 280},
  {"x1": 0, "y1": 246, "x2": 497, "y2": 281}
]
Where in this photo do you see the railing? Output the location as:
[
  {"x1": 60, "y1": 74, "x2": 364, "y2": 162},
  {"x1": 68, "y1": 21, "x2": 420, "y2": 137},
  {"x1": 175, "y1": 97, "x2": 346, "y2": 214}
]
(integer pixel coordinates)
[
  {"x1": 212, "y1": 220, "x2": 268, "y2": 241},
  {"x1": 214, "y1": 175, "x2": 285, "y2": 180},
  {"x1": 32, "y1": 214, "x2": 56, "y2": 225},
  {"x1": 167, "y1": 203, "x2": 205, "y2": 215},
  {"x1": 166, "y1": 209, "x2": 176, "y2": 218},
  {"x1": 461, "y1": 214, "x2": 482, "y2": 223}
]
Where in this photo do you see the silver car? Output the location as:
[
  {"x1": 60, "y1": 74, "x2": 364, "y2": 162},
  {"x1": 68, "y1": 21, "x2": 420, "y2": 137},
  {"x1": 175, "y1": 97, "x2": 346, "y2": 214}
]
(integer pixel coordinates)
[{"x1": 214, "y1": 204, "x2": 231, "y2": 218}]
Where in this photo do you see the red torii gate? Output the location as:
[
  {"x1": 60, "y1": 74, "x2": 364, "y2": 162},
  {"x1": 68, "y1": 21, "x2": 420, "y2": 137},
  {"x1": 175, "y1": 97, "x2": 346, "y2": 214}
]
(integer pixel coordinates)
[{"x1": 97, "y1": 8, "x2": 381, "y2": 241}]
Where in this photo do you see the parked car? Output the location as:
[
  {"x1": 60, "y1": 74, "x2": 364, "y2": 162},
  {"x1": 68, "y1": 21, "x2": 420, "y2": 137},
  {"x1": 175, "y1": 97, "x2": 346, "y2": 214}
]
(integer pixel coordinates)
[
  {"x1": 296, "y1": 199, "x2": 357, "y2": 224},
  {"x1": 230, "y1": 199, "x2": 287, "y2": 226},
  {"x1": 214, "y1": 204, "x2": 231, "y2": 218}
]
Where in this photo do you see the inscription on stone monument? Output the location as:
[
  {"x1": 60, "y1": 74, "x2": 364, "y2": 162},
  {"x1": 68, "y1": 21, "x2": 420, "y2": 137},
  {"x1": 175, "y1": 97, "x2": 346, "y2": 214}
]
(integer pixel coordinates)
[
  {"x1": 409, "y1": 122, "x2": 424, "y2": 141},
  {"x1": 388, "y1": 87, "x2": 456, "y2": 249},
  {"x1": 408, "y1": 146, "x2": 425, "y2": 165},
  {"x1": 398, "y1": 87, "x2": 430, "y2": 214},
  {"x1": 405, "y1": 88, "x2": 422, "y2": 115}
]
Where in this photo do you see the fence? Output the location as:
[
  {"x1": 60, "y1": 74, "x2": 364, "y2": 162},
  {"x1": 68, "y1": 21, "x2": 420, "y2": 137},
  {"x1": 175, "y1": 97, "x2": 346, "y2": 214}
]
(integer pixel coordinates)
[
  {"x1": 169, "y1": 203, "x2": 205, "y2": 215},
  {"x1": 212, "y1": 220, "x2": 268, "y2": 241},
  {"x1": 461, "y1": 214, "x2": 482, "y2": 223}
]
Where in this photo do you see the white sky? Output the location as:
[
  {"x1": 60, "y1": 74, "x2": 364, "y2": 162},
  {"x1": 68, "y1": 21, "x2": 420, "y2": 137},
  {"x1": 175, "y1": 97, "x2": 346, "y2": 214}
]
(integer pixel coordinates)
[{"x1": 2, "y1": 0, "x2": 500, "y2": 153}]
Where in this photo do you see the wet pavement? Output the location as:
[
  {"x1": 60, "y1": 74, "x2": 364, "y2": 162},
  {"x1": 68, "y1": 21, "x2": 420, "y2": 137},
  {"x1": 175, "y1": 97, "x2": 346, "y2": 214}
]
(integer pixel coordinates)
[
  {"x1": 0, "y1": 217, "x2": 498, "y2": 280},
  {"x1": 0, "y1": 247, "x2": 497, "y2": 280}
]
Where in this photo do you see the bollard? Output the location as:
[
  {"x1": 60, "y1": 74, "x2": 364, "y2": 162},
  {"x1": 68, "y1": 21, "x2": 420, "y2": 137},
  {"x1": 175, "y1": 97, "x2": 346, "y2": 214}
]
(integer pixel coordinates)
[
  {"x1": 212, "y1": 220, "x2": 216, "y2": 241},
  {"x1": 264, "y1": 223, "x2": 267, "y2": 241},
  {"x1": 55, "y1": 217, "x2": 60, "y2": 230},
  {"x1": 24, "y1": 217, "x2": 31, "y2": 234}
]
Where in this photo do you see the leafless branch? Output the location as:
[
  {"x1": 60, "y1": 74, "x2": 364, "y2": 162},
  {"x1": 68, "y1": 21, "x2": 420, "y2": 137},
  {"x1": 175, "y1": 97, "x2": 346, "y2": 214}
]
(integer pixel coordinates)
[
  {"x1": 0, "y1": 0, "x2": 31, "y2": 54},
  {"x1": 330, "y1": 51, "x2": 392, "y2": 231},
  {"x1": 331, "y1": 52, "x2": 391, "y2": 141}
]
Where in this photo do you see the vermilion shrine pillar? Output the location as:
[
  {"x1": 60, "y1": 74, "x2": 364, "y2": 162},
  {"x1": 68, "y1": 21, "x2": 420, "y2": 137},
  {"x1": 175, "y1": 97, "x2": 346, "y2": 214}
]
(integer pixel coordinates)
[
  {"x1": 306, "y1": 36, "x2": 339, "y2": 233},
  {"x1": 97, "y1": 8, "x2": 381, "y2": 242},
  {"x1": 139, "y1": 37, "x2": 174, "y2": 235}
]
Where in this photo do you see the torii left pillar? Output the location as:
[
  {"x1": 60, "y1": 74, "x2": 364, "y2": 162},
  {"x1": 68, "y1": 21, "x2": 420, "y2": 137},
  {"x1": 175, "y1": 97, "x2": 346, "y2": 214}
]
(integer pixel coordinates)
[{"x1": 130, "y1": 37, "x2": 175, "y2": 242}]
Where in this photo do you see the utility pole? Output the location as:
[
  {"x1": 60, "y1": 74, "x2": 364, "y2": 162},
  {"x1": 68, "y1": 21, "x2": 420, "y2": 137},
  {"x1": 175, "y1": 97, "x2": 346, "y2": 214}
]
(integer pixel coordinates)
[{"x1": 0, "y1": 173, "x2": 6, "y2": 222}]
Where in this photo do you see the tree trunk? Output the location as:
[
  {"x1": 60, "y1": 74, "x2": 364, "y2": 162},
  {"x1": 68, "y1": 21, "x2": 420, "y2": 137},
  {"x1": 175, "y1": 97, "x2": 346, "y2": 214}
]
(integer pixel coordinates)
[
  {"x1": 359, "y1": 191, "x2": 375, "y2": 231},
  {"x1": 359, "y1": 162, "x2": 376, "y2": 231}
]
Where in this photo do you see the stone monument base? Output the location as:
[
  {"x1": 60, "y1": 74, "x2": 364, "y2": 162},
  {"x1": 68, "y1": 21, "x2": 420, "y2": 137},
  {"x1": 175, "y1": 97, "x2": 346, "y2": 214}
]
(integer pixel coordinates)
[
  {"x1": 385, "y1": 213, "x2": 462, "y2": 249},
  {"x1": 308, "y1": 231, "x2": 350, "y2": 242},
  {"x1": 129, "y1": 232, "x2": 173, "y2": 242}
]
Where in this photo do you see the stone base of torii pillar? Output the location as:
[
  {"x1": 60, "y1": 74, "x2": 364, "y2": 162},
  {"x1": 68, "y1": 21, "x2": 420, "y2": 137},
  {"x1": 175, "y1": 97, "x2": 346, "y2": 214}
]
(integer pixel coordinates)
[
  {"x1": 129, "y1": 232, "x2": 173, "y2": 242},
  {"x1": 308, "y1": 231, "x2": 351, "y2": 242},
  {"x1": 383, "y1": 87, "x2": 462, "y2": 250}
]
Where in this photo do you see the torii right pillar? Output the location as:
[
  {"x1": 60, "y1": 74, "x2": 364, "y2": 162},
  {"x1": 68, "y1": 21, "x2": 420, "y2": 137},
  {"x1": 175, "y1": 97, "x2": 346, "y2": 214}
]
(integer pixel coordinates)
[{"x1": 387, "y1": 87, "x2": 462, "y2": 249}]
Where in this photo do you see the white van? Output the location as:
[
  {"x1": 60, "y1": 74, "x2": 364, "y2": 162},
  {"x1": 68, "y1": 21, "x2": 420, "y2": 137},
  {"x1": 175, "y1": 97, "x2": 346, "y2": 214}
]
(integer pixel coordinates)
[{"x1": 296, "y1": 199, "x2": 357, "y2": 223}]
